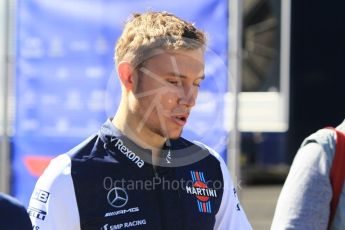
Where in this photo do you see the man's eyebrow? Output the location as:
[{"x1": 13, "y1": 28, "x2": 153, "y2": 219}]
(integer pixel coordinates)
[
  {"x1": 167, "y1": 72, "x2": 187, "y2": 78},
  {"x1": 167, "y1": 72, "x2": 205, "y2": 79}
]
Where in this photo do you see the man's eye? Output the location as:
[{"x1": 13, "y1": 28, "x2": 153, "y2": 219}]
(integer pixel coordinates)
[{"x1": 167, "y1": 80, "x2": 180, "y2": 86}]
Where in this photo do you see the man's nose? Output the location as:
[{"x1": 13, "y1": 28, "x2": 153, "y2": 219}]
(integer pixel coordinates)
[{"x1": 178, "y1": 86, "x2": 197, "y2": 107}]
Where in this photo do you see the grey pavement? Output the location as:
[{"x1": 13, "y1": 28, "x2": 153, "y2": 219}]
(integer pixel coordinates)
[{"x1": 240, "y1": 185, "x2": 283, "y2": 230}]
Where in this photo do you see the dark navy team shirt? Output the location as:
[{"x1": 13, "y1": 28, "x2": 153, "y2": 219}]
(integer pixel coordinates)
[
  {"x1": 0, "y1": 193, "x2": 32, "y2": 230},
  {"x1": 28, "y1": 119, "x2": 252, "y2": 230}
]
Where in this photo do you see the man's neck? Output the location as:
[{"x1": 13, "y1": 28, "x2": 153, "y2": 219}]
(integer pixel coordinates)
[
  {"x1": 112, "y1": 116, "x2": 166, "y2": 167},
  {"x1": 112, "y1": 114, "x2": 167, "y2": 167}
]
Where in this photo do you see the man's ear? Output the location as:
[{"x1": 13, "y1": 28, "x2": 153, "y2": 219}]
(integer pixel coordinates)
[{"x1": 117, "y1": 61, "x2": 134, "y2": 91}]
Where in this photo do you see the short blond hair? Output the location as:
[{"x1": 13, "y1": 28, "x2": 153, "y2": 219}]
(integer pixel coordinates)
[{"x1": 115, "y1": 11, "x2": 206, "y2": 68}]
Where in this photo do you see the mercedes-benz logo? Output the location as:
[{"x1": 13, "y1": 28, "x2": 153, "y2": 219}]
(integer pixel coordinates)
[{"x1": 107, "y1": 187, "x2": 128, "y2": 208}]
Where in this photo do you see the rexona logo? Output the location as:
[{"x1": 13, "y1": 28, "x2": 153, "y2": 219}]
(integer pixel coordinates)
[
  {"x1": 110, "y1": 138, "x2": 144, "y2": 168},
  {"x1": 186, "y1": 171, "x2": 217, "y2": 213},
  {"x1": 101, "y1": 219, "x2": 146, "y2": 230}
]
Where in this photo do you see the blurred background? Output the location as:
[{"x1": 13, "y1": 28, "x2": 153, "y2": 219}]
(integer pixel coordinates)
[{"x1": 1, "y1": 0, "x2": 345, "y2": 229}]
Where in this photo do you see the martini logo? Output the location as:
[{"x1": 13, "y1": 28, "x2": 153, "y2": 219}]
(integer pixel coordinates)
[{"x1": 186, "y1": 171, "x2": 216, "y2": 213}]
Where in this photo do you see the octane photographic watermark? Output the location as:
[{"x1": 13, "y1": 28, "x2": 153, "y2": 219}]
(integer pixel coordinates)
[{"x1": 103, "y1": 176, "x2": 224, "y2": 192}]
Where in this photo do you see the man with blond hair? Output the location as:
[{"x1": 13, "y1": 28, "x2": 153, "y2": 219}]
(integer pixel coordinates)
[{"x1": 28, "y1": 11, "x2": 252, "y2": 229}]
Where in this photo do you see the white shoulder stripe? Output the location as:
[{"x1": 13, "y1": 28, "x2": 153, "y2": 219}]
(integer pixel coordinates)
[{"x1": 28, "y1": 154, "x2": 81, "y2": 230}]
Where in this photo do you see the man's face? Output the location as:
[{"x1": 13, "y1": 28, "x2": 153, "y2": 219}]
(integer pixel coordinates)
[{"x1": 131, "y1": 49, "x2": 205, "y2": 139}]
